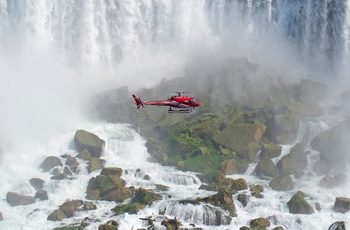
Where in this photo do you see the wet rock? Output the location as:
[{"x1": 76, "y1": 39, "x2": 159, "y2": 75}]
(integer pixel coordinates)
[
  {"x1": 6, "y1": 192, "x2": 35, "y2": 206},
  {"x1": 34, "y1": 190, "x2": 48, "y2": 201},
  {"x1": 47, "y1": 209, "x2": 65, "y2": 221},
  {"x1": 319, "y1": 175, "x2": 338, "y2": 188},
  {"x1": 237, "y1": 194, "x2": 248, "y2": 207},
  {"x1": 155, "y1": 184, "x2": 170, "y2": 191},
  {"x1": 161, "y1": 217, "x2": 181, "y2": 230},
  {"x1": 86, "y1": 167, "x2": 133, "y2": 202},
  {"x1": 199, "y1": 183, "x2": 218, "y2": 192},
  {"x1": 334, "y1": 173, "x2": 348, "y2": 186},
  {"x1": 40, "y1": 156, "x2": 63, "y2": 172},
  {"x1": 287, "y1": 194, "x2": 314, "y2": 214},
  {"x1": 260, "y1": 143, "x2": 282, "y2": 159},
  {"x1": 63, "y1": 166, "x2": 73, "y2": 176},
  {"x1": 269, "y1": 176, "x2": 294, "y2": 191},
  {"x1": 50, "y1": 173, "x2": 67, "y2": 180},
  {"x1": 76, "y1": 149, "x2": 92, "y2": 160},
  {"x1": 65, "y1": 155, "x2": 79, "y2": 172},
  {"x1": 220, "y1": 159, "x2": 238, "y2": 175},
  {"x1": 273, "y1": 226, "x2": 285, "y2": 230},
  {"x1": 311, "y1": 119, "x2": 350, "y2": 168},
  {"x1": 132, "y1": 188, "x2": 162, "y2": 206},
  {"x1": 74, "y1": 129, "x2": 105, "y2": 158},
  {"x1": 98, "y1": 224, "x2": 118, "y2": 230},
  {"x1": 84, "y1": 202, "x2": 97, "y2": 210},
  {"x1": 197, "y1": 186, "x2": 237, "y2": 217},
  {"x1": 231, "y1": 178, "x2": 248, "y2": 191},
  {"x1": 59, "y1": 199, "x2": 83, "y2": 218},
  {"x1": 213, "y1": 123, "x2": 266, "y2": 162},
  {"x1": 239, "y1": 226, "x2": 249, "y2": 230},
  {"x1": 313, "y1": 159, "x2": 331, "y2": 176},
  {"x1": 255, "y1": 157, "x2": 277, "y2": 178},
  {"x1": 0, "y1": 212, "x2": 3, "y2": 221},
  {"x1": 250, "y1": 184, "x2": 264, "y2": 198},
  {"x1": 276, "y1": 143, "x2": 307, "y2": 176},
  {"x1": 334, "y1": 197, "x2": 350, "y2": 213},
  {"x1": 328, "y1": 221, "x2": 346, "y2": 230},
  {"x1": 250, "y1": 217, "x2": 270, "y2": 229},
  {"x1": 88, "y1": 157, "x2": 104, "y2": 173},
  {"x1": 29, "y1": 178, "x2": 44, "y2": 191}
]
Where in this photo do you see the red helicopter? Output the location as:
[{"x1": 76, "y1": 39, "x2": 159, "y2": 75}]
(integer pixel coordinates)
[{"x1": 132, "y1": 91, "x2": 201, "y2": 113}]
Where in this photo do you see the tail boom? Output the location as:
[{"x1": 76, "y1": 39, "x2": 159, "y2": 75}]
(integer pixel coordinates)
[{"x1": 132, "y1": 94, "x2": 142, "y2": 109}]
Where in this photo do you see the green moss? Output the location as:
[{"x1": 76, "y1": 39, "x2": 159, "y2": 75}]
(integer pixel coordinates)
[{"x1": 113, "y1": 202, "x2": 146, "y2": 215}]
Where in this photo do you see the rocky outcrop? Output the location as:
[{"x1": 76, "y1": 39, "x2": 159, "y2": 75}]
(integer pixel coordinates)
[
  {"x1": 112, "y1": 188, "x2": 162, "y2": 215},
  {"x1": 0, "y1": 212, "x2": 3, "y2": 221},
  {"x1": 231, "y1": 178, "x2": 248, "y2": 191},
  {"x1": 287, "y1": 194, "x2": 314, "y2": 214},
  {"x1": 59, "y1": 200, "x2": 83, "y2": 218},
  {"x1": 269, "y1": 176, "x2": 294, "y2": 191},
  {"x1": 6, "y1": 192, "x2": 35, "y2": 206},
  {"x1": 86, "y1": 167, "x2": 133, "y2": 202},
  {"x1": 328, "y1": 221, "x2": 346, "y2": 230},
  {"x1": 74, "y1": 129, "x2": 106, "y2": 158},
  {"x1": 276, "y1": 143, "x2": 307, "y2": 176},
  {"x1": 334, "y1": 197, "x2": 350, "y2": 213},
  {"x1": 311, "y1": 119, "x2": 350, "y2": 170},
  {"x1": 213, "y1": 123, "x2": 266, "y2": 161},
  {"x1": 34, "y1": 190, "x2": 48, "y2": 200},
  {"x1": 40, "y1": 156, "x2": 62, "y2": 172},
  {"x1": 255, "y1": 157, "x2": 277, "y2": 178},
  {"x1": 29, "y1": 178, "x2": 44, "y2": 191},
  {"x1": 47, "y1": 210, "x2": 65, "y2": 221},
  {"x1": 260, "y1": 143, "x2": 282, "y2": 159},
  {"x1": 250, "y1": 217, "x2": 271, "y2": 229},
  {"x1": 197, "y1": 186, "x2": 237, "y2": 217}
]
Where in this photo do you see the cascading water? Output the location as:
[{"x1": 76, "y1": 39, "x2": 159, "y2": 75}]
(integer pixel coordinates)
[{"x1": 1, "y1": 0, "x2": 350, "y2": 229}]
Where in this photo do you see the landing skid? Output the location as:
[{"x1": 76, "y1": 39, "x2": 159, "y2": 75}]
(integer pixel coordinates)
[{"x1": 168, "y1": 108, "x2": 193, "y2": 113}]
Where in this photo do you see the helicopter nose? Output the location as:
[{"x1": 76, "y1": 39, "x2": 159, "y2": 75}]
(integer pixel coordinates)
[{"x1": 197, "y1": 101, "x2": 201, "y2": 107}]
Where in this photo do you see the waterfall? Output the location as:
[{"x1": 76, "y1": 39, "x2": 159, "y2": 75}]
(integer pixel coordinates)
[{"x1": 0, "y1": 0, "x2": 349, "y2": 74}]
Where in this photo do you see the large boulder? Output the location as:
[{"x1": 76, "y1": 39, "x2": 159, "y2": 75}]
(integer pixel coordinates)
[
  {"x1": 6, "y1": 192, "x2": 35, "y2": 206},
  {"x1": 74, "y1": 129, "x2": 105, "y2": 158},
  {"x1": 287, "y1": 194, "x2": 314, "y2": 214},
  {"x1": 47, "y1": 210, "x2": 65, "y2": 221},
  {"x1": 276, "y1": 143, "x2": 307, "y2": 176},
  {"x1": 59, "y1": 200, "x2": 83, "y2": 218},
  {"x1": 255, "y1": 157, "x2": 277, "y2": 178},
  {"x1": 269, "y1": 176, "x2": 294, "y2": 191},
  {"x1": 311, "y1": 119, "x2": 350, "y2": 169},
  {"x1": 86, "y1": 167, "x2": 133, "y2": 202},
  {"x1": 198, "y1": 186, "x2": 237, "y2": 217},
  {"x1": 328, "y1": 221, "x2": 346, "y2": 230},
  {"x1": 40, "y1": 156, "x2": 62, "y2": 172},
  {"x1": 334, "y1": 197, "x2": 350, "y2": 213},
  {"x1": 29, "y1": 178, "x2": 44, "y2": 191},
  {"x1": 250, "y1": 217, "x2": 270, "y2": 229},
  {"x1": 213, "y1": 123, "x2": 266, "y2": 161},
  {"x1": 131, "y1": 188, "x2": 162, "y2": 206},
  {"x1": 260, "y1": 143, "x2": 282, "y2": 159}
]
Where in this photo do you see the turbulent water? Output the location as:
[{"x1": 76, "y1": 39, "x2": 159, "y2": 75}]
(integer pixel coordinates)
[{"x1": 1, "y1": 0, "x2": 350, "y2": 229}]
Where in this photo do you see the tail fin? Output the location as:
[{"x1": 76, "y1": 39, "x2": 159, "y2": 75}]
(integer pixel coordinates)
[{"x1": 132, "y1": 94, "x2": 142, "y2": 109}]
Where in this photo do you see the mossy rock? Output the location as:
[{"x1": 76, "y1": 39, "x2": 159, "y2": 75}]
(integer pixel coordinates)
[
  {"x1": 276, "y1": 143, "x2": 307, "y2": 176},
  {"x1": 213, "y1": 123, "x2": 266, "y2": 162},
  {"x1": 287, "y1": 194, "x2": 314, "y2": 214},
  {"x1": 255, "y1": 157, "x2": 277, "y2": 178},
  {"x1": 269, "y1": 176, "x2": 294, "y2": 191},
  {"x1": 112, "y1": 202, "x2": 146, "y2": 215},
  {"x1": 260, "y1": 143, "x2": 282, "y2": 159},
  {"x1": 231, "y1": 178, "x2": 248, "y2": 191},
  {"x1": 334, "y1": 197, "x2": 350, "y2": 213},
  {"x1": 250, "y1": 217, "x2": 271, "y2": 229},
  {"x1": 131, "y1": 188, "x2": 162, "y2": 206}
]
